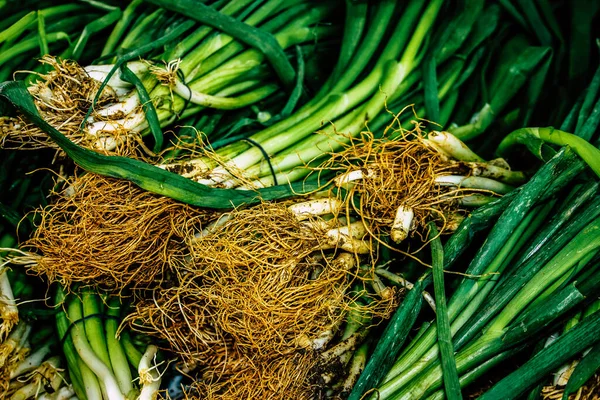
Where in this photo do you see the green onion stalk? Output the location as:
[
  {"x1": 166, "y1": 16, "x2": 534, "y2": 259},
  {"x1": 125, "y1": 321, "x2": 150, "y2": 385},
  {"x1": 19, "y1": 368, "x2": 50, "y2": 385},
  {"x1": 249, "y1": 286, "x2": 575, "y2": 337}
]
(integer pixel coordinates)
[
  {"x1": 556, "y1": 300, "x2": 600, "y2": 399},
  {"x1": 478, "y1": 303, "x2": 600, "y2": 400},
  {"x1": 75, "y1": 0, "x2": 337, "y2": 149},
  {"x1": 0, "y1": 267, "x2": 74, "y2": 398},
  {"x1": 550, "y1": 309, "x2": 585, "y2": 388},
  {"x1": 163, "y1": 0, "x2": 448, "y2": 188},
  {"x1": 0, "y1": 158, "x2": 80, "y2": 398},
  {"x1": 55, "y1": 286, "x2": 155, "y2": 400},
  {"x1": 351, "y1": 150, "x2": 600, "y2": 399},
  {"x1": 160, "y1": 0, "x2": 549, "y2": 191},
  {"x1": 347, "y1": 66, "x2": 600, "y2": 399},
  {"x1": 0, "y1": 2, "x2": 119, "y2": 81}
]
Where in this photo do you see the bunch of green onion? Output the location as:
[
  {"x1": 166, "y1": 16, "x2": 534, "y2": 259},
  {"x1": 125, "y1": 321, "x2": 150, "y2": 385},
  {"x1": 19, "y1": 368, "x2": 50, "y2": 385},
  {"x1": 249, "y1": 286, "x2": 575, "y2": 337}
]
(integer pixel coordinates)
[
  {"x1": 0, "y1": 0, "x2": 599, "y2": 399},
  {"x1": 0, "y1": 0, "x2": 339, "y2": 158},
  {"x1": 81, "y1": 0, "x2": 339, "y2": 152},
  {"x1": 154, "y1": 0, "x2": 568, "y2": 194},
  {"x1": 55, "y1": 287, "x2": 160, "y2": 400},
  {"x1": 346, "y1": 63, "x2": 600, "y2": 400}
]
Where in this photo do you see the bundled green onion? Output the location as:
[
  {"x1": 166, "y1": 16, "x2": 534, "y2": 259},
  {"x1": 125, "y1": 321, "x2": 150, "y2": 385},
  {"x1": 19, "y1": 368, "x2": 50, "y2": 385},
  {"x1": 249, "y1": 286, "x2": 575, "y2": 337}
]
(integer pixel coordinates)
[
  {"x1": 1, "y1": 1, "x2": 600, "y2": 399},
  {"x1": 347, "y1": 62, "x2": 600, "y2": 400},
  {"x1": 54, "y1": 286, "x2": 159, "y2": 400},
  {"x1": 0, "y1": 0, "x2": 338, "y2": 156}
]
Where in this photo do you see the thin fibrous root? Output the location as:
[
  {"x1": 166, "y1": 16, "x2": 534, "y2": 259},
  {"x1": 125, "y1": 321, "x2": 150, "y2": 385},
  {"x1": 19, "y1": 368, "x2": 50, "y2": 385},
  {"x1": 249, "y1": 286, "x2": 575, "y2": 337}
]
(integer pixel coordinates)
[
  {"x1": 127, "y1": 201, "x2": 398, "y2": 400},
  {"x1": 0, "y1": 56, "x2": 144, "y2": 157},
  {"x1": 313, "y1": 124, "x2": 510, "y2": 246},
  {"x1": 11, "y1": 173, "x2": 212, "y2": 291}
]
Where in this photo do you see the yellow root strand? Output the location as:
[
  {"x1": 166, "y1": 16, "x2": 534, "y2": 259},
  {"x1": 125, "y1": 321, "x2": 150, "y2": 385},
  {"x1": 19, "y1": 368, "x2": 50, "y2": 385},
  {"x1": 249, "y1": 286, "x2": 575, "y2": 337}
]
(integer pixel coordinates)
[
  {"x1": 314, "y1": 124, "x2": 493, "y2": 250},
  {"x1": 15, "y1": 173, "x2": 211, "y2": 290},
  {"x1": 183, "y1": 351, "x2": 318, "y2": 400},
  {"x1": 0, "y1": 56, "x2": 143, "y2": 157},
  {"x1": 127, "y1": 202, "x2": 398, "y2": 398}
]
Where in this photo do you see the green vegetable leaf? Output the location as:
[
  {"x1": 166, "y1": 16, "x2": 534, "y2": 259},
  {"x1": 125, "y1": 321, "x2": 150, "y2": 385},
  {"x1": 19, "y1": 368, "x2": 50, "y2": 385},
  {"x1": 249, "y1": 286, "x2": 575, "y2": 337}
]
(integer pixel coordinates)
[
  {"x1": 497, "y1": 127, "x2": 600, "y2": 177},
  {"x1": 347, "y1": 275, "x2": 427, "y2": 400},
  {"x1": 479, "y1": 310, "x2": 600, "y2": 400},
  {"x1": 0, "y1": 80, "x2": 316, "y2": 209},
  {"x1": 146, "y1": 0, "x2": 295, "y2": 90},
  {"x1": 119, "y1": 63, "x2": 163, "y2": 153},
  {"x1": 562, "y1": 341, "x2": 600, "y2": 400},
  {"x1": 430, "y1": 223, "x2": 462, "y2": 399}
]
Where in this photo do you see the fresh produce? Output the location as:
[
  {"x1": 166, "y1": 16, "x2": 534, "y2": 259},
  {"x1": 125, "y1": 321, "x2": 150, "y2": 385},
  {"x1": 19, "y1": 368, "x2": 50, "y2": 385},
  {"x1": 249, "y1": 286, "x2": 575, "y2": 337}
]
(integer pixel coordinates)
[{"x1": 0, "y1": 0, "x2": 599, "y2": 399}]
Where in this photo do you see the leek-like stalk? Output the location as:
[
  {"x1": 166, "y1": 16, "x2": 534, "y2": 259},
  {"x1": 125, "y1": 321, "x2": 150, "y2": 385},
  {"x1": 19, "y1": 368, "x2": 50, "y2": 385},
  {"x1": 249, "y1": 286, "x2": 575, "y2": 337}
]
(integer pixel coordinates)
[
  {"x1": 497, "y1": 127, "x2": 600, "y2": 177},
  {"x1": 434, "y1": 175, "x2": 515, "y2": 194},
  {"x1": 0, "y1": 265, "x2": 18, "y2": 339},
  {"x1": 208, "y1": 0, "x2": 440, "y2": 181},
  {"x1": 66, "y1": 295, "x2": 125, "y2": 400},
  {"x1": 425, "y1": 131, "x2": 485, "y2": 162},
  {"x1": 10, "y1": 356, "x2": 62, "y2": 400},
  {"x1": 105, "y1": 298, "x2": 134, "y2": 396},
  {"x1": 9, "y1": 343, "x2": 51, "y2": 379},
  {"x1": 137, "y1": 345, "x2": 161, "y2": 400}
]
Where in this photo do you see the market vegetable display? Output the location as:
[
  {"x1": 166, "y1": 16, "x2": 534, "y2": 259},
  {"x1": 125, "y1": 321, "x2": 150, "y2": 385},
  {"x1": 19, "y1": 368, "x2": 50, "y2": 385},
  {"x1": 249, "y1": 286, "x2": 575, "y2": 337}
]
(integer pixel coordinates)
[{"x1": 0, "y1": 0, "x2": 599, "y2": 399}]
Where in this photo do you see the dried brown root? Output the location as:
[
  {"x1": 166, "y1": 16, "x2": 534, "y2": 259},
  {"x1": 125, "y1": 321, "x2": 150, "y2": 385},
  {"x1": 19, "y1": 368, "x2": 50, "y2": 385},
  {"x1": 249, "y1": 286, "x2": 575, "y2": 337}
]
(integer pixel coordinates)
[
  {"x1": 178, "y1": 351, "x2": 318, "y2": 400},
  {"x1": 11, "y1": 172, "x2": 212, "y2": 291},
  {"x1": 0, "y1": 56, "x2": 143, "y2": 157},
  {"x1": 128, "y1": 201, "x2": 397, "y2": 398},
  {"x1": 315, "y1": 125, "x2": 498, "y2": 247},
  {"x1": 541, "y1": 374, "x2": 600, "y2": 400}
]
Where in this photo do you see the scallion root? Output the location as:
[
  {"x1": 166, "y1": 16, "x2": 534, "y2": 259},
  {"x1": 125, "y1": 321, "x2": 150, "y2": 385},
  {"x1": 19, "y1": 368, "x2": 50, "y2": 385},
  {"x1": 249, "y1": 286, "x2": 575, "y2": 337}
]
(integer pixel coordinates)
[
  {"x1": 0, "y1": 57, "x2": 144, "y2": 157},
  {"x1": 126, "y1": 201, "x2": 398, "y2": 399},
  {"x1": 316, "y1": 125, "x2": 508, "y2": 245},
  {"x1": 10, "y1": 173, "x2": 211, "y2": 290}
]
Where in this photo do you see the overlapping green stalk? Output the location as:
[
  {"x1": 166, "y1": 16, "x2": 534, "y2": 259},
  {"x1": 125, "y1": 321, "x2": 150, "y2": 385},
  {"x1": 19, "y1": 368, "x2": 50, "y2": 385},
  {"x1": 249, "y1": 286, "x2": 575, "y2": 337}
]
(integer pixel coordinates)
[
  {"x1": 55, "y1": 287, "x2": 157, "y2": 400},
  {"x1": 347, "y1": 58, "x2": 600, "y2": 399}
]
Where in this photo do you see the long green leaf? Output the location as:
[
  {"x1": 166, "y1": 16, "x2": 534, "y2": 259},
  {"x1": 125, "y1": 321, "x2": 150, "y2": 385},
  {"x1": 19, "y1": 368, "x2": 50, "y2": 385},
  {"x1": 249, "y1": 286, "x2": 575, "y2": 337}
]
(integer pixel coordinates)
[
  {"x1": 145, "y1": 0, "x2": 295, "y2": 90},
  {"x1": 479, "y1": 310, "x2": 600, "y2": 400},
  {"x1": 69, "y1": 8, "x2": 122, "y2": 60},
  {"x1": 430, "y1": 223, "x2": 462, "y2": 400},
  {"x1": 516, "y1": 0, "x2": 552, "y2": 46},
  {"x1": 497, "y1": 127, "x2": 600, "y2": 177},
  {"x1": 450, "y1": 46, "x2": 552, "y2": 140},
  {"x1": 426, "y1": 345, "x2": 529, "y2": 400},
  {"x1": 562, "y1": 341, "x2": 600, "y2": 400},
  {"x1": 101, "y1": 0, "x2": 143, "y2": 57},
  {"x1": 423, "y1": 0, "x2": 485, "y2": 123},
  {"x1": 454, "y1": 190, "x2": 600, "y2": 350},
  {"x1": 575, "y1": 64, "x2": 600, "y2": 136},
  {"x1": 502, "y1": 282, "x2": 585, "y2": 344},
  {"x1": 119, "y1": 63, "x2": 163, "y2": 153},
  {"x1": 347, "y1": 275, "x2": 427, "y2": 400},
  {"x1": 0, "y1": 80, "x2": 317, "y2": 208}
]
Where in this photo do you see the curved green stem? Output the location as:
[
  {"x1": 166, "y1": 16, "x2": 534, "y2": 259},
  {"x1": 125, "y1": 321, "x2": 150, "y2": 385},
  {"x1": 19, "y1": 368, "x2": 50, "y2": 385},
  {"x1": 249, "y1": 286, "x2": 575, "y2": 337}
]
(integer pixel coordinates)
[{"x1": 497, "y1": 127, "x2": 600, "y2": 177}]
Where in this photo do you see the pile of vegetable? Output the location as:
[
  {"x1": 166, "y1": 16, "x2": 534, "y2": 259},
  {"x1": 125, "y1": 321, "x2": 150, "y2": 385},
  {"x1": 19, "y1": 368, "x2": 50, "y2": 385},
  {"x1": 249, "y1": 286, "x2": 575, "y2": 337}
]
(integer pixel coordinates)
[{"x1": 0, "y1": 0, "x2": 599, "y2": 399}]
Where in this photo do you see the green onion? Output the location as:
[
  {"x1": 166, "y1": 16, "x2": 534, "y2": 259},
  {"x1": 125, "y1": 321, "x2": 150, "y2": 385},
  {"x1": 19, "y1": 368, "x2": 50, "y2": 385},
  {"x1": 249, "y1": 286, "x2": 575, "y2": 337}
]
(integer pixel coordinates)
[
  {"x1": 65, "y1": 293, "x2": 125, "y2": 399},
  {"x1": 497, "y1": 127, "x2": 600, "y2": 177},
  {"x1": 479, "y1": 311, "x2": 600, "y2": 400},
  {"x1": 430, "y1": 223, "x2": 462, "y2": 400}
]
